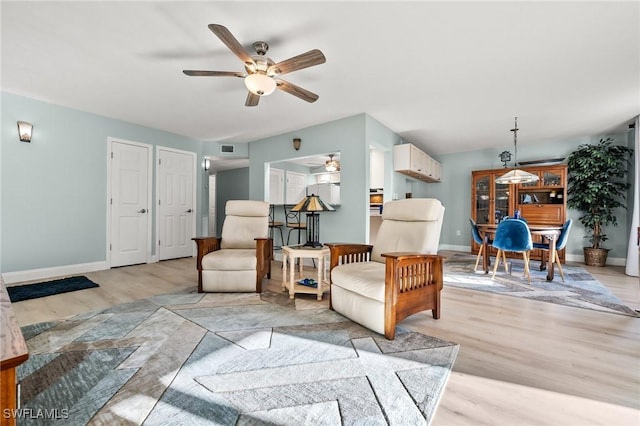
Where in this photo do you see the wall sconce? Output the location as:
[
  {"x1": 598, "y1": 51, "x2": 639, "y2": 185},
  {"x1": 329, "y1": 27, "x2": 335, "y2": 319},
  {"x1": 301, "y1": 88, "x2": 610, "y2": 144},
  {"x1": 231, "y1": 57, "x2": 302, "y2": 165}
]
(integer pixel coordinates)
[
  {"x1": 293, "y1": 138, "x2": 301, "y2": 151},
  {"x1": 17, "y1": 121, "x2": 33, "y2": 142},
  {"x1": 203, "y1": 158, "x2": 211, "y2": 171}
]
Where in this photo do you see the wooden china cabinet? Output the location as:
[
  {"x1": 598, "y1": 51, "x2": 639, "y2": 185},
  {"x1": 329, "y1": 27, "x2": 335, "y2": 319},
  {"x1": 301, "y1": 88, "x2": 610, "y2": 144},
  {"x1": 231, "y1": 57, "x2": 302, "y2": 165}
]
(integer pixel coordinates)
[{"x1": 471, "y1": 164, "x2": 568, "y2": 262}]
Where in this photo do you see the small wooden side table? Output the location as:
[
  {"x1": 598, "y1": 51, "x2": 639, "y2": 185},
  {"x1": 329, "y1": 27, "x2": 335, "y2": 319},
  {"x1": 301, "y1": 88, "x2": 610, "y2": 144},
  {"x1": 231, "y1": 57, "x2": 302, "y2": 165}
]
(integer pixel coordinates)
[{"x1": 281, "y1": 245, "x2": 330, "y2": 301}]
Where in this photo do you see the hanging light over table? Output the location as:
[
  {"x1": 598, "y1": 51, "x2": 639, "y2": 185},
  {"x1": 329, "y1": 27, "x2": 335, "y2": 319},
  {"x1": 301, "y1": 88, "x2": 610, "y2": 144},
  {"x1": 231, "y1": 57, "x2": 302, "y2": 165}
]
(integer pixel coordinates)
[{"x1": 495, "y1": 117, "x2": 539, "y2": 185}]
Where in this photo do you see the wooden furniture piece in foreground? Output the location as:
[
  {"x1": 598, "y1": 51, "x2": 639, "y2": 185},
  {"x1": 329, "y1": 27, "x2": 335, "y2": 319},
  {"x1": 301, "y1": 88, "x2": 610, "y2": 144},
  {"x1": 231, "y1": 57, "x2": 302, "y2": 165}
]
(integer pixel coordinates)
[
  {"x1": 327, "y1": 198, "x2": 445, "y2": 340},
  {"x1": 193, "y1": 200, "x2": 272, "y2": 293},
  {"x1": 1, "y1": 281, "x2": 29, "y2": 426},
  {"x1": 477, "y1": 223, "x2": 562, "y2": 281},
  {"x1": 281, "y1": 245, "x2": 330, "y2": 301}
]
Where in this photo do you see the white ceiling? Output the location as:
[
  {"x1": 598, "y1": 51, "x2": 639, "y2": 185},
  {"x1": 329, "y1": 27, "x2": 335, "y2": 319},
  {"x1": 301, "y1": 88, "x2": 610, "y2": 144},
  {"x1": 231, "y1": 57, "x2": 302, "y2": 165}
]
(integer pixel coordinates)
[{"x1": 2, "y1": 1, "x2": 638, "y2": 157}]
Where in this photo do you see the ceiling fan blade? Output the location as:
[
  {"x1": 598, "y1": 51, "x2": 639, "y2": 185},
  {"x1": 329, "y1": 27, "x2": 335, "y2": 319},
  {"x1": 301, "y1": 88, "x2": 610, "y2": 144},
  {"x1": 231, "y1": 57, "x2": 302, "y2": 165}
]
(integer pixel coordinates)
[
  {"x1": 208, "y1": 24, "x2": 255, "y2": 66},
  {"x1": 268, "y1": 49, "x2": 326, "y2": 76},
  {"x1": 183, "y1": 70, "x2": 245, "y2": 78},
  {"x1": 275, "y1": 79, "x2": 319, "y2": 103},
  {"x1": 245, "y1": 92, "x2": 260, "y2": 107}
]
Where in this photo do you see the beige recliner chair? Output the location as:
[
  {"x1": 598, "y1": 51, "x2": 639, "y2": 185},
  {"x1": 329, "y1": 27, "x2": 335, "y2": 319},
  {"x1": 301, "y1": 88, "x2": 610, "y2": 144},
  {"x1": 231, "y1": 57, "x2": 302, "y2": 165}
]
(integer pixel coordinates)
[
  {"x1": 326, "y1": 198, "x2": 445, "y2": 339},
  {"x1": 193, "y1": 200, "x2": 272, "y2": 293}
]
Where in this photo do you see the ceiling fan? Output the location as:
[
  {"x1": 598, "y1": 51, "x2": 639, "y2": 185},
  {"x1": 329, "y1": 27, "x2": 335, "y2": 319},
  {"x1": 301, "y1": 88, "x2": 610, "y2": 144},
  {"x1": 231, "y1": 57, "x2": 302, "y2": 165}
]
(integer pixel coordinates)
[{"x1": 183, "y1": 24, "x2": 326, "y2": 107}]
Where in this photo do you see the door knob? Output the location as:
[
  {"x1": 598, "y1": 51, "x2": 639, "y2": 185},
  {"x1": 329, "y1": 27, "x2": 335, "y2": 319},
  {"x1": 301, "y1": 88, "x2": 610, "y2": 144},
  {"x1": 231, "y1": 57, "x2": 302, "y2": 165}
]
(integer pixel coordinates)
[
  {"x1": 138, "y1": 208, "x2": 147, "y2": 213},
  {"x1": 186, "y1": 209, "x2": 193, "y2": 213}
]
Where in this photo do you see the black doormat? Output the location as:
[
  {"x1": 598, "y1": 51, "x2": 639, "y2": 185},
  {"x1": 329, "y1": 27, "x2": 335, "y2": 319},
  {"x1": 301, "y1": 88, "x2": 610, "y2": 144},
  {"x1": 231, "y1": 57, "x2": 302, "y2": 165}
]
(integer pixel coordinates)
[{"x1": 7, "y1": 276, "x2": 99, "y2": 302}]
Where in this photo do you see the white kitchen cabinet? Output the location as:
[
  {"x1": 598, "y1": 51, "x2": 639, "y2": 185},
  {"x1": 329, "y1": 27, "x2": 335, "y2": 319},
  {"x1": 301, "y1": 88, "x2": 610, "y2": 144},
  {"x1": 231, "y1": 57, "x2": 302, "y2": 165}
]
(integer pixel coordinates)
[
  {"x1": 393, "y1": 143, "x2": 442, "y2": 183},
  {"x1": 307, "y1": 183, "x2": 340, "y2": 205},
  {"x1": 286, "y1": 171, "x2": 307, "y2": 204},
  {"x1": 316, "y1": 172, "x2": 340, "y2": 184}
]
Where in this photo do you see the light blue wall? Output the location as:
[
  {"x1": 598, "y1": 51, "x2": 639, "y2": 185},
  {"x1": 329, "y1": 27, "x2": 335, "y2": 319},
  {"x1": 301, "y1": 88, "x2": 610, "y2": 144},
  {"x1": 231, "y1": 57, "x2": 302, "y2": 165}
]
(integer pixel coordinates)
[
  {"x1": 1, "y1": 92, "x2": 202, "y2": 273},
  {"x1": 411, "y1": 133, "x2": 634, "y2": 259},
  {"x1": 249, "y1": 114, "x2": 368, "y2": 244},
  {"x1": 2, "y1": 91, "x2": 634, "y2": 275},
  {"x1": 365, "y1": 115, "x2": 408, "y2": 203}
]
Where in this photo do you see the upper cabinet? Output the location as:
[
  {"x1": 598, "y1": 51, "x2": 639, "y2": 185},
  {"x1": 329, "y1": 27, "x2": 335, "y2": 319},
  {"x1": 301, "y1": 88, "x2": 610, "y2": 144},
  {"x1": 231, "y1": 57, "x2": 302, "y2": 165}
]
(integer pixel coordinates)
[
  {"x1": 316, "y1": 172, "x2": 340, "y2": 184},
  {"x1": 393, "y1": 143, "x2": 442, "y2": 183}
]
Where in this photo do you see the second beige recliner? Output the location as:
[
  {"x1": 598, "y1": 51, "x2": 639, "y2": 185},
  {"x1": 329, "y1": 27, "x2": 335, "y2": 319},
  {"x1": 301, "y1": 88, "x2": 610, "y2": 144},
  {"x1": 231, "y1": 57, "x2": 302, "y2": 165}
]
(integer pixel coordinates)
[{"x1": 193, "y1": 200, "x2": 272, "y2": 293}]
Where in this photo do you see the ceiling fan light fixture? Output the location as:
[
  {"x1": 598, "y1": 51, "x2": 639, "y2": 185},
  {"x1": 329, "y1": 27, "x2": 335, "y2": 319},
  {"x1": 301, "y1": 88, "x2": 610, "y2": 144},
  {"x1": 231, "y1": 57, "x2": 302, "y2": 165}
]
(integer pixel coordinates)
[
  {"x1": 244, "y1": 73, "x2": 276, "y2": 96},
  {"x1": 325, "y1": 154, "x2": 340, "y2": 172}
]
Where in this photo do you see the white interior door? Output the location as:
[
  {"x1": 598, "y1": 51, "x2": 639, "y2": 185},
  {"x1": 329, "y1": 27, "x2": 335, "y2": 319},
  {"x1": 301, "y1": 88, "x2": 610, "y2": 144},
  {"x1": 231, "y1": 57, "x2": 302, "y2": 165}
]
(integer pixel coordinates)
[
  {"x1": 158, "y1": 147, "x2": 195, "y2": 260},
  {"x1": 110, "y1": 140, "x2": 151, "y2": 267}
]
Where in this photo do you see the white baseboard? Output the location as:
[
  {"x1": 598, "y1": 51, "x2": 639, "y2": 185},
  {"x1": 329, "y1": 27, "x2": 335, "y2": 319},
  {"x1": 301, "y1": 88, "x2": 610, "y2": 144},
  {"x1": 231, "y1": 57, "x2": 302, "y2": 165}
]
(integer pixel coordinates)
[
  {"x1": 439, "y1": 244, "x2": 470, "y2": 252},
  {"x1": 2, "y1": 261, "x2": 109, "y2": 284}
]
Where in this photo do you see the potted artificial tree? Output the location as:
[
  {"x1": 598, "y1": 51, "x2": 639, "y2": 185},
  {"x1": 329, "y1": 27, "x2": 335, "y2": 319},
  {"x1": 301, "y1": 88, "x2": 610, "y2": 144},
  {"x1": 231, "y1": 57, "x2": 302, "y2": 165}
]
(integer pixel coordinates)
[{"x1": 567, "y1": 137, "x2": 633, "y2": 266}]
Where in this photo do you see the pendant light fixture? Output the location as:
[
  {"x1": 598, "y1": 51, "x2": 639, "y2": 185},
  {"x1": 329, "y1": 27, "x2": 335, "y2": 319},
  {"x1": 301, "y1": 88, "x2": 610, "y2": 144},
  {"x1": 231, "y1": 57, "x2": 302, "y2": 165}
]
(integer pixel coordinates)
[{"x1": 495, "y1": 117, "x2": 539, "y2": 185}]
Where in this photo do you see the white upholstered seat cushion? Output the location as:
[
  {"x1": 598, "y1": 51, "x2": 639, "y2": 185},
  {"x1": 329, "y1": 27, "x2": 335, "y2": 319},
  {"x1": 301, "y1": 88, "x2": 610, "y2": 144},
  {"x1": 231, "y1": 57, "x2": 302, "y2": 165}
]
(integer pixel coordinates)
[
  {"x1": 202, "y1": 249, "x2": 257, "y2": 271},
  {"x1": 330, "y1": 261, "x2": 386, "y2": 302}
]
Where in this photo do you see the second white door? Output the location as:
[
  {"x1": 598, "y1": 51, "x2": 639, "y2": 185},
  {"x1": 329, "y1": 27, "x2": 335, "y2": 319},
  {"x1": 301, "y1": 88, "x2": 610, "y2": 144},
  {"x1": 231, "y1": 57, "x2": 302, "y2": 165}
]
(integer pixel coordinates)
[{"x1": 158, "y1": 148, "x2": 195, "y2": 260}]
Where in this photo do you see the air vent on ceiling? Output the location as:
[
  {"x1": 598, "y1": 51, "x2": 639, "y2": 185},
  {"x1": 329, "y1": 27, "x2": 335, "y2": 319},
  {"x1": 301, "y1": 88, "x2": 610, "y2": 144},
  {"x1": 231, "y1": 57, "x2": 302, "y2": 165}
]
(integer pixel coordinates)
[{"x1": 220, "y1": 144, "x2": 235, "y2": 153}]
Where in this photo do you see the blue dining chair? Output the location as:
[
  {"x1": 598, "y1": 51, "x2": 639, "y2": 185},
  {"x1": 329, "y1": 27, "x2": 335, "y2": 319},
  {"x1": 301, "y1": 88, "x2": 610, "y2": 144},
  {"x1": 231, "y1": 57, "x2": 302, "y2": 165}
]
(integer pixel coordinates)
[
  {"x1": 533, "y1": 219, "x2": 572, "y2": 282},
  {"x1": 469, "y1": 218, "x2": 492, "y2": 271},
  {"x1": 491, "y1": 218, "x2": 533, "y2": 281}
]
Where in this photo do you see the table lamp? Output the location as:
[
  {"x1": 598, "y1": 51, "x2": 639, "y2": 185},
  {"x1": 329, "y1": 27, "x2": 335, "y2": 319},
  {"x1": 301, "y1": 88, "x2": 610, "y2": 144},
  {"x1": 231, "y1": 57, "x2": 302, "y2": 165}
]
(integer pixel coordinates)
[{"x1": 291, "y1": 193, "x2": 335, "y2": 247}]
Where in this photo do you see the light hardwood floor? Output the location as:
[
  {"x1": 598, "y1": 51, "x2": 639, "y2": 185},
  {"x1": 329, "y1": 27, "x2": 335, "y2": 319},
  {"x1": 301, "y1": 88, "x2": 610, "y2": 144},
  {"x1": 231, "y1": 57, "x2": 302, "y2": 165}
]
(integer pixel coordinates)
[{"x1": 9, "y1": 252, "x2": 640, "y2": 425}]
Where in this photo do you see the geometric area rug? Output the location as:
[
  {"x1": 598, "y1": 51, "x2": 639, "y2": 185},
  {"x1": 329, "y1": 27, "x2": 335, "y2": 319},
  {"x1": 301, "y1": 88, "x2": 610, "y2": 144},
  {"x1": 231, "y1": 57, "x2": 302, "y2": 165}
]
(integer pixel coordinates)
[
  {"x1": 444, "y1": 252, "x2": 639, "y2": 317},
  {"x1": 18, "y1": 290, "x2": 459, "y2": 425}
]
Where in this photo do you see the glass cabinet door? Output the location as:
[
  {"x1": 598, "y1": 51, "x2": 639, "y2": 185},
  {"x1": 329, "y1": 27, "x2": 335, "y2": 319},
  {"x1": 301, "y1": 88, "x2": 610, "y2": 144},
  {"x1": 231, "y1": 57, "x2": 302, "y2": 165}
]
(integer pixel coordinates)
[
  {"x1": 542, "y1": 169, "x2": 563, "y2": 187},
  {"x1": 494, "y1": 182, "x2": 510, "y2": 223},
  {"x1": 475, "y1": 176, "x2": 491, "y2": 224}
]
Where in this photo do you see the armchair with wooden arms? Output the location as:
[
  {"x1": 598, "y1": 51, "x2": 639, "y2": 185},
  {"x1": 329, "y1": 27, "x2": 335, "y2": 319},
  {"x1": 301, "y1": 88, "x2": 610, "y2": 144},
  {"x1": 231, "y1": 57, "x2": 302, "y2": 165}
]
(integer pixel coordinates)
[
  {"x1": 193, "y1": 200, "x2": 272, "y2": 293},
  {"x1": 326, "y1": 198, "x2": 445, "y2": 340}
]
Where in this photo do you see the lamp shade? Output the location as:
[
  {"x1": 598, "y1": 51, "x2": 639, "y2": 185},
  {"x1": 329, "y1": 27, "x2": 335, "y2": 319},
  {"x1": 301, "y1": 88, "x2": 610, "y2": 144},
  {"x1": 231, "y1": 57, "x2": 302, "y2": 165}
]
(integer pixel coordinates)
[
  {"x1": 291, "y1": 194, "x2": 334, "y2": 247},
  {"x1": 291, "y1": 194, "x2": 335, "y2": 212},
  {"x1": 495, "y1": 169, "x2": 539, "y2": 185},
  {"x1": 244, "y1": 73, "x2": 276, "y2": 96}
]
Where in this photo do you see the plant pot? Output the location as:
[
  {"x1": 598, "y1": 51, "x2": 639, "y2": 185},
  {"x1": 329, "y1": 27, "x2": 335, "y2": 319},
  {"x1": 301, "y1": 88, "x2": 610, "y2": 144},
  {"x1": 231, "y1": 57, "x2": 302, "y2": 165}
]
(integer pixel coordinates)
[{"x1": 583, "y1": 247, "x2": 609, "y2": 267}]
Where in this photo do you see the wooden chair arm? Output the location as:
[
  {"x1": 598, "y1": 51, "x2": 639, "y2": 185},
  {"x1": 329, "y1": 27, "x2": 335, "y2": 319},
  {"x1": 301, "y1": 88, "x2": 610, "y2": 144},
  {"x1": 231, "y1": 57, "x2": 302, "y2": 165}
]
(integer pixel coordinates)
[
  {"x1": 381, "y1": 252, "x2": 444, "y2": 290},
  {"x1": 192, "y1": 237, "x2": 221, "y2": 271},
  {"x1": 381, "y1": 252, "x2": 444, "y2": 339},
  {"x1": 325, "y1": 243, "x2": 373, "y2": 271},
  {"x1": 255, "y1": 238, "x2": 273, "y2": 272}
]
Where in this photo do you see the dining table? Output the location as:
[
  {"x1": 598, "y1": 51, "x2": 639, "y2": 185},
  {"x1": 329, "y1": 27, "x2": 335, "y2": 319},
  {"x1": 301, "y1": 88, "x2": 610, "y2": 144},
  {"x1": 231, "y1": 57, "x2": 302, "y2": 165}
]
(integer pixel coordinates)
[{"x1": 477, "y1": 223, "x2": 563, "y2": 281}]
